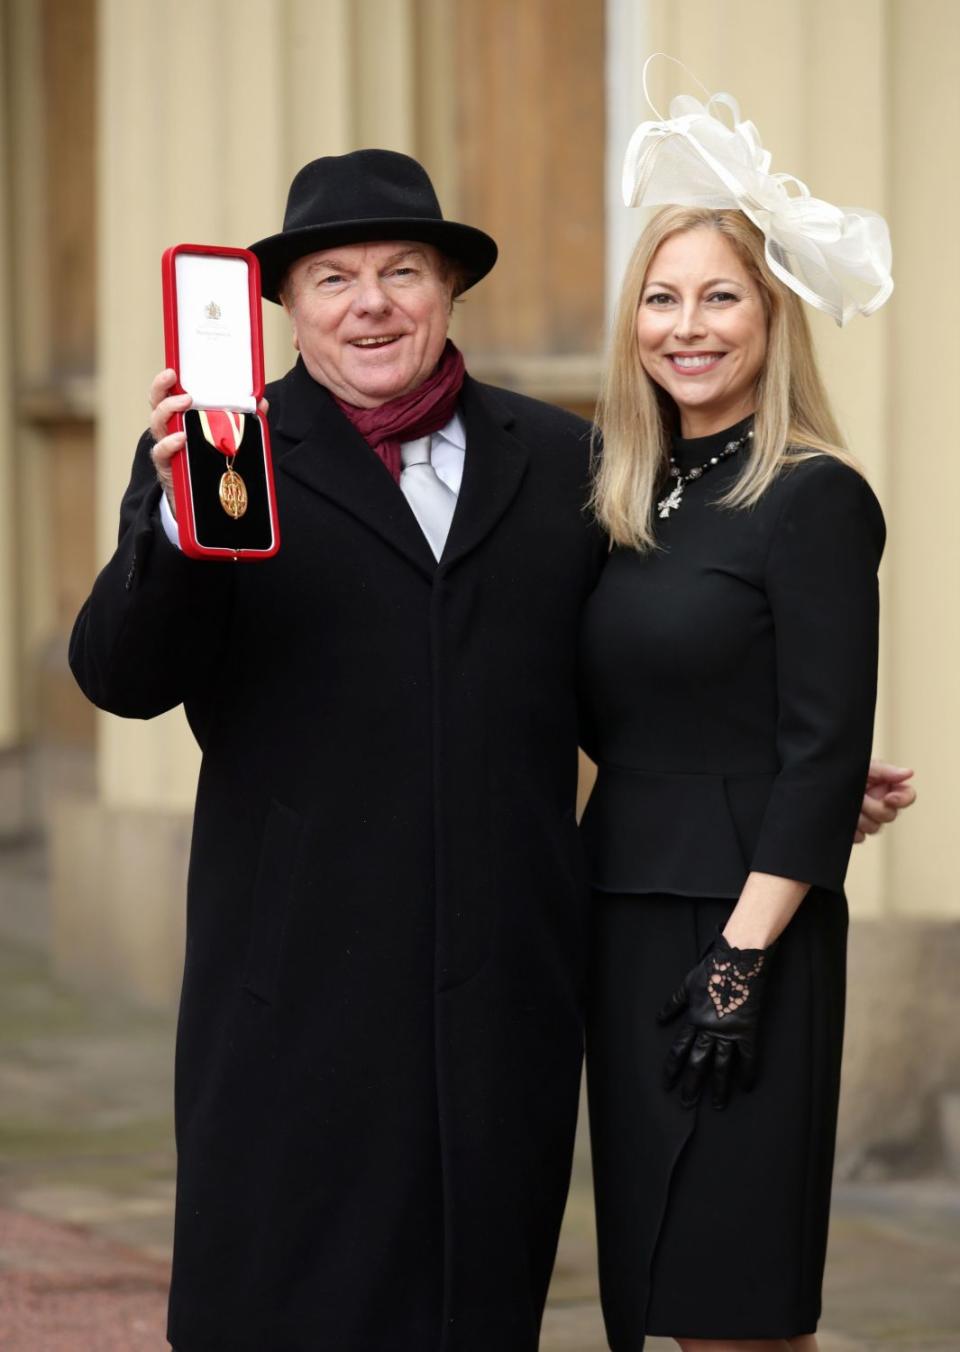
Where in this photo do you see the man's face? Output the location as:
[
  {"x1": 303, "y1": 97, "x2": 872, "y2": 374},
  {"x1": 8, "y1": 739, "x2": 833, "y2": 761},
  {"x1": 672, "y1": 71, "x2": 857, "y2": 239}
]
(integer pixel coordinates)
[{"x1": 283, "y1": 240, "x2": 454, "y2": 408}]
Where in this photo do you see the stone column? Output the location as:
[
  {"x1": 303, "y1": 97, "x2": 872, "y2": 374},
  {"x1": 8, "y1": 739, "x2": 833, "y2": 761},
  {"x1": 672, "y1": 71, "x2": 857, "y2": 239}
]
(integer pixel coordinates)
[
  {"x1": 0, "y1": 2, "x2": 20, "y2": 767},
  {"x1": 1, "y1": 0, "x2": 44, "y2": 837}
]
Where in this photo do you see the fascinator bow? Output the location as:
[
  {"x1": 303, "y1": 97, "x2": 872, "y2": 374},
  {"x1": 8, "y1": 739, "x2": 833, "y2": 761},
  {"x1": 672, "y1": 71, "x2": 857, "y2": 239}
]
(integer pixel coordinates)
[{"x1": 622, "y1": 56, "x2": 893, "y2": 326}]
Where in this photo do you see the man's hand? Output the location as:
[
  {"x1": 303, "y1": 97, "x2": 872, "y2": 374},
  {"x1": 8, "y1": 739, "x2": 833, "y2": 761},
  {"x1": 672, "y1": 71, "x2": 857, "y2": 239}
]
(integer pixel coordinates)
[
  {"x1": 855, "y1": 759, "x2": 917, "y2": 844},
  {"x1": 147, "y1": 369, "x2": 269, "y2": 521},
  {"x1": 148, "y1": 369, "x2": 191, "y2": 518}
]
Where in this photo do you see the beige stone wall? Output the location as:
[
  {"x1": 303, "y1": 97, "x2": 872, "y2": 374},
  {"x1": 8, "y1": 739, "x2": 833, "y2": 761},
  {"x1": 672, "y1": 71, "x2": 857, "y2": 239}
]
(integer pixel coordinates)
[
  {"x1": 2, "y1": 0, "x2": 98, "y2": 832},
  {"x1": 2, "y1": 0, "x2": 47, "y2": 769},
  {"x1": 886, "y1": 0, "x2": 960, "y2": 917}
]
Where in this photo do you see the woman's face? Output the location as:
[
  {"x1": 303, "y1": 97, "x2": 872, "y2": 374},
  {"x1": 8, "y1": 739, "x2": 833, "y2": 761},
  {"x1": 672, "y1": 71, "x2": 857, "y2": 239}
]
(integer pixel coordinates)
[{"x1": 636, "y1": 227, "x2": 768, "y2": 437}]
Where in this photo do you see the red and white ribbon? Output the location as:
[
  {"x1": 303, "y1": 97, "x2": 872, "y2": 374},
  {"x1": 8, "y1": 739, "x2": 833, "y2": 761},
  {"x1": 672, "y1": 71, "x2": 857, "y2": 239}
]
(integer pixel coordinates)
[{"x1": 199, "y1": 409, "x2": 245, "y2": 456}]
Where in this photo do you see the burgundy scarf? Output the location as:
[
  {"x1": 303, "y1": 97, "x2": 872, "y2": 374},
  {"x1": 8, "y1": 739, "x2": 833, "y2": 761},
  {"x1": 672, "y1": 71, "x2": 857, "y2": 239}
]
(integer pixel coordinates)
[{"x1": 333, "y1": 340, "x2": 466, "y2": 484}]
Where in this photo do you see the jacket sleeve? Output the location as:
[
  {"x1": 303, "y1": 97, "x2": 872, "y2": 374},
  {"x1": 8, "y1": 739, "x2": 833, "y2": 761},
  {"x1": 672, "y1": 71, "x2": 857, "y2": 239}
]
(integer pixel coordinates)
[
  {"x1": 69, "y1": 429, "x2": 236, "y2": 719},
  {"x1": 749, "y1": 457, "x2": 885, "y2": 893}
]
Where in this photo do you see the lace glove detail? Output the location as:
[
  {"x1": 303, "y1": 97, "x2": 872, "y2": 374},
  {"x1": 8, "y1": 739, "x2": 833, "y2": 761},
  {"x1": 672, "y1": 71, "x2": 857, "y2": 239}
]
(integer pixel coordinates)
[{"x1": 657, "y1": 930, "x2": 776, "y2": 1110}]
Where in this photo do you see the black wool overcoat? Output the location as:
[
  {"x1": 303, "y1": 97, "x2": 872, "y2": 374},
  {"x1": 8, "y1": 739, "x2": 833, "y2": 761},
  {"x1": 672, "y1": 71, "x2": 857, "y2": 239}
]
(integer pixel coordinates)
[{"x1": 70, "y1": 360, "x2": 606, "y2": 1352}]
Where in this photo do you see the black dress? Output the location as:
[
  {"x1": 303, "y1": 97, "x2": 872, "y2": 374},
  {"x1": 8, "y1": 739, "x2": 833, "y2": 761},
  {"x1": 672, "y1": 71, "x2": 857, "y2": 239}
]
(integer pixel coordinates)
[{"x1": 578, "y1": 419, "x2": 884, "y2": 1345}]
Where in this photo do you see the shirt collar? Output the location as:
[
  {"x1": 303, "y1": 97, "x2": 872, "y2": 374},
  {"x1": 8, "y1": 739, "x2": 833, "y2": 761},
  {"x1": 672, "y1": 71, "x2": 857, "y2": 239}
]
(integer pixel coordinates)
[{"x1": 434, "y1": 410, "x2": 465, "y2": 451}]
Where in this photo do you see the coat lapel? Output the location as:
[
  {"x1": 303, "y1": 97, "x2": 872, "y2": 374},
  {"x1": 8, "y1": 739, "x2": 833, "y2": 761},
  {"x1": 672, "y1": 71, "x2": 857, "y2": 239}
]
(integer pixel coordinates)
[
  {"x1": 272, "y1": 360, "x2": 437, "y2": 578},
  {"x1": 270, "y1": 363, "x2": 528, "y2": 576},
  {"x1": 440, "y1": 377, "x2": 529, "y2": 571}
]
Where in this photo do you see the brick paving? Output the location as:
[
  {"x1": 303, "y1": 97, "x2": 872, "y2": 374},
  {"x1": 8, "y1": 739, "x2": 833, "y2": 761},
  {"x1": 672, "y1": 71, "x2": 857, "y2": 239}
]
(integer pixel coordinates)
[{"x1": 0, "y1": 1208, "x2": 167, "y2": 1351}]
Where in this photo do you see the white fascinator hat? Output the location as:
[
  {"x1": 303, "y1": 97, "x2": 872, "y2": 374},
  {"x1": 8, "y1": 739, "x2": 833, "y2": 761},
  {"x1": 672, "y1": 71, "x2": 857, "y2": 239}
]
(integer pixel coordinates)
[{"x1": 622, "y1": 55, "x2": 893, "y2": 326}]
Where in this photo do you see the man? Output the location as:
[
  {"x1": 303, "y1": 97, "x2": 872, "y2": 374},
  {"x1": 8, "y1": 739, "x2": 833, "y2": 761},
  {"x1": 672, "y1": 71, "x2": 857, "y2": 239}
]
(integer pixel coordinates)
[{"x1": 70, "y1": 150, "x2": 913, "y2": 1352}]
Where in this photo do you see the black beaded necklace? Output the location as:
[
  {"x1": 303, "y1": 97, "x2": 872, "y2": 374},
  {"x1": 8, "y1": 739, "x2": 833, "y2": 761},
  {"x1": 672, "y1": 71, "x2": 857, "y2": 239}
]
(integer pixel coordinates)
[{"x1": 657, "y1": 425, "x2": 754, "y2": 519}]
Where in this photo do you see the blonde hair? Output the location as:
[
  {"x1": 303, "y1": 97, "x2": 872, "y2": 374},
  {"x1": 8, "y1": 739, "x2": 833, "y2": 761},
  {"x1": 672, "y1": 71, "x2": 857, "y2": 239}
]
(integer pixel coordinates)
[{"x1": 591, "y1": 206, "x2": 859, "y2": 552}]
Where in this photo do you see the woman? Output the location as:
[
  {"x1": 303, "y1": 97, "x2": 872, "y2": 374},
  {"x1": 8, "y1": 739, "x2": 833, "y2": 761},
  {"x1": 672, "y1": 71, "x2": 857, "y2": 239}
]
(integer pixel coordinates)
[{"x1": 579, "y1": 72, "x2": 895, "y2": 1352}]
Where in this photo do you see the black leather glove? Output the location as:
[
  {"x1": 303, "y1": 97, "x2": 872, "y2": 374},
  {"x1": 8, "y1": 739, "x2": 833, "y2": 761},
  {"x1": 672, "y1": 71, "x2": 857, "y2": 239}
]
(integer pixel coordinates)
[{"x1": 657, "y1": 930, "x2": 775, "y2": 1110}]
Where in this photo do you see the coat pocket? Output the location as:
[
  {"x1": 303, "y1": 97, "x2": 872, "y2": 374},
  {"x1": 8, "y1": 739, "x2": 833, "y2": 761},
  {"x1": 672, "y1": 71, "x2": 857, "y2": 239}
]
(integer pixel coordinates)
[{"x1": 242, "y1": 799, "x2": 303, "y2": 1004}]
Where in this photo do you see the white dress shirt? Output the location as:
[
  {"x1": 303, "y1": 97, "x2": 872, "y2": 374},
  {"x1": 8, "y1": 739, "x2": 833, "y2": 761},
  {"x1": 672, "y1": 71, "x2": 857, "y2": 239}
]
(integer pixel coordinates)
[{"x1": 159, "y1": 411, "x2": 466, "y2": 549}]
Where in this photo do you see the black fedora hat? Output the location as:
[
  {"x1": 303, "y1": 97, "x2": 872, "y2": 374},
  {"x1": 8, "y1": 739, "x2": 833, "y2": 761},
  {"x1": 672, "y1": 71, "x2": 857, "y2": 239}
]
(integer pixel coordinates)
[{"x1": 249, "y1": 149, "x2": 498, "y2": 303}]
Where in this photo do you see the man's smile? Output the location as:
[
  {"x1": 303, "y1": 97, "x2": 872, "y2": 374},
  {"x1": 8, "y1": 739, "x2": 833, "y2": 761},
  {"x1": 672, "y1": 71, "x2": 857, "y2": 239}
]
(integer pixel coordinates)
[{"x1": 350, "y1": 335, "x2": 404, "y2": 348}]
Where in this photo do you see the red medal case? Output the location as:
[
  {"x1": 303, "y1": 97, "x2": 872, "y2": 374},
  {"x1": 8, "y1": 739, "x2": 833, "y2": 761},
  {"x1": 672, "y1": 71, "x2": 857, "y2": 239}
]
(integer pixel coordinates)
[{"x1": 161, "y1": 243, "x2": 280, "y2": 560}]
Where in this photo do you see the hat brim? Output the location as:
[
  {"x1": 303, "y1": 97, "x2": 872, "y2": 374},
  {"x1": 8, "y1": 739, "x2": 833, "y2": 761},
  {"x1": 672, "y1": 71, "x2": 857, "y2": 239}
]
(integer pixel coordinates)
[{"x1": 249, "y1": 218, "x2": 498, "y2": 303}]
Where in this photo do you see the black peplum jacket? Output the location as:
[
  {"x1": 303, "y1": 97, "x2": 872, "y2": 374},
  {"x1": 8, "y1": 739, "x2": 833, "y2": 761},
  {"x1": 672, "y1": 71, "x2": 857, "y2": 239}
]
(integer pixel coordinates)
[{"x1": 578, "y1": 420, "x2": 885, "y2": 900}]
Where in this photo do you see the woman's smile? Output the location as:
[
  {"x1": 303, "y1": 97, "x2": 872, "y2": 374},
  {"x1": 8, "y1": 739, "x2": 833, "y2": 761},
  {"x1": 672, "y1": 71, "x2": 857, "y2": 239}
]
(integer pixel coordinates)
[{"x1": 665, "y1": 351, "x2": 728, "y2": 373}]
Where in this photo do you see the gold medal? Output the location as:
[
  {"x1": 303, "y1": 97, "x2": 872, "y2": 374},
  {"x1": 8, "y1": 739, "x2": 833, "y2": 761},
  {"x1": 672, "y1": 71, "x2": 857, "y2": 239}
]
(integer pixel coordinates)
[
  {"x1": 199, "y1": 410, "x2": 249, "y2": 519},
  {"x1": 219, "y1": 462, "x2": 248, "y2": 518}
]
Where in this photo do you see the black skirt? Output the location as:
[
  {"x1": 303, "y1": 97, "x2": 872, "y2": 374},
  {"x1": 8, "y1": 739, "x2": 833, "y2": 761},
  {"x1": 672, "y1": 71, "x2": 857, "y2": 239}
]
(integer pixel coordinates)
[{"x1": 585, "y1": 888, "x2": 848, "y2": 1346}]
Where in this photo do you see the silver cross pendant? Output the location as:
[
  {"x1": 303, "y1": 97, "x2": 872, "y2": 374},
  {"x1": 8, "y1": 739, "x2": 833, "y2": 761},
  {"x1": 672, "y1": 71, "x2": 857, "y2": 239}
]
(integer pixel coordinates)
[{"x1": 657, "y1": 480, "x2": 684, "y2": 519}]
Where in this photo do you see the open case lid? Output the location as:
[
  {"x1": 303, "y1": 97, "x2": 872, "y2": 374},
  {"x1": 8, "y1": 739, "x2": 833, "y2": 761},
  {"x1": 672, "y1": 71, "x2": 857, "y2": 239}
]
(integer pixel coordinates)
[{"x1": 162, "y1": 243, "x2": 265, "y2": 413}]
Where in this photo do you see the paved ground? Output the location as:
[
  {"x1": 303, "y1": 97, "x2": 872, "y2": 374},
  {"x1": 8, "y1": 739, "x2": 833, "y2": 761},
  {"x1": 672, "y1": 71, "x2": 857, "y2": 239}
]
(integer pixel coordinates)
[{"x1": 2, "y1": 841, "x2": 959, "y2": 1349}]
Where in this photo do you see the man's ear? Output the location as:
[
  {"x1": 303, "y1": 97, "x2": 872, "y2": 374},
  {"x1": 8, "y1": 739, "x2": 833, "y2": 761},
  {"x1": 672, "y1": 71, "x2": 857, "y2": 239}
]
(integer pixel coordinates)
[{"x1": 281, "y1": 296, "x2": 300, "y2": 351}]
